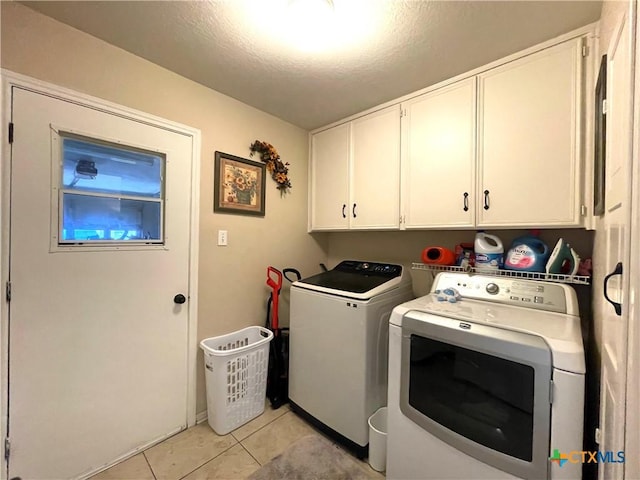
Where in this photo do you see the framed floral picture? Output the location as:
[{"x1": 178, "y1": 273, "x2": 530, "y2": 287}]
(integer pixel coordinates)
[{"x1": 214, "y1": 151, "x2": 266, "y2": 216}]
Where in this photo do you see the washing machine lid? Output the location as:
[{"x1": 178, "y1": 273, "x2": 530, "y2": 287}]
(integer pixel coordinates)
[
  {"x1": 390, "y1": 294, "x2": 585, "y2": 373},
  {"x1": 293, "y1": 260, "x2": 409, "y2": 300}
]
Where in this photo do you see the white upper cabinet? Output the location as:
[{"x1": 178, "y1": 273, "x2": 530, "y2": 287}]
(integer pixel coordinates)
[
  {"x1": 309, "y1": 105, "x2": 401, "y2": 231},
  {"x1": 310, "y1": 123, "x2": 350, "y2": 230},
  {"x1": 310, "y1": 32, "x2": 590, "y2": 231},
  {"x1": 350, "y1": 105, "x2": 401, "y2": 229},
  {"x1": 477, "y1": 38, "x2": 583, "y2": 227},
  {"x1": 401, "y1": 78, "x2": 477, "y2": 228}
]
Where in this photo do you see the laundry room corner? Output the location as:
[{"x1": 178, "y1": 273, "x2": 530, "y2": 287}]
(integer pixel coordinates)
[{"x1": 4, "y1": 0, "x2": 639, "y2": 478}]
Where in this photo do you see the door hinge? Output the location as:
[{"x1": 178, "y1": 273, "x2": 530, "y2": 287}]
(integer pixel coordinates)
[
  {"x1": 4, "y1": 438, "x2": 9, "y2": 461},
  {"x1": 5, "y1": 281, "x2": 11, "y2": 302},
  {"x1": 582, "y1": 45, "x2": 588, "y2": 57},
  {"x1": 602, "y1": 99, "x2": 608, "y2": 115},
  {"x1": 581, "y1": 204, "x2": 587, "y2": 216},
  {"x1": 8, "y1": 122, "x2": 14, "y2": 144}
]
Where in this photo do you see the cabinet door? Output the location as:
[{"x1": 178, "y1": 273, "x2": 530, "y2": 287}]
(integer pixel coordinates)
[
  {"x1": 401, "y1": 78, "x2": 476, "y2": 228},
  {"x1": 350, "y1": 105, "x2": 401, "y2": 229},
  {"x1": 477, "y1": 38, "x2": 582, "y2": 227},
  {"x1": 310, "y1": 123, "x2": 350, "y2": 230}
]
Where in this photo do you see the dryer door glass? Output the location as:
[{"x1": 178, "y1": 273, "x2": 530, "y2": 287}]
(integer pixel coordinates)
[{"x1": 408, "y1": 335, "x2": 534, "y2": 460}]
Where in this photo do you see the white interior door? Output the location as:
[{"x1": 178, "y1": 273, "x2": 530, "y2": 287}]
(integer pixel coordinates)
[
  {"x1": 598, "y1": 9, "x2": 634, "y2": 480},
  {"x1": 625, "y1": 5, "x2": 640, "y2": 478},
  {"x1": 8, "y1": 87, "x2": 193, "y2": 479}
]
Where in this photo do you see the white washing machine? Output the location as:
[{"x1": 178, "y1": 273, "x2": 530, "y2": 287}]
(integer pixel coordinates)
[
  {"x1": 289, "y1": 260, "x2": 414, "y2": 458},
  {"x1": 387, "y1": 272, "x2": 585, "y2": 480}
]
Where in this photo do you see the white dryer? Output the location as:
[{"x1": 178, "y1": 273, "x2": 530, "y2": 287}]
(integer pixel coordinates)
[
  {"x1": 289, "y1": 260, "x2": 414, "y2": 458},
  {"x1": 387, "y1": 272, "x2": 585, "y2": 480}
]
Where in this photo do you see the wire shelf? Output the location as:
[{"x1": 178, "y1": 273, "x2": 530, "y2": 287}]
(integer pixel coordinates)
[{"x1": 411, "y1": 263, "x2": 591, "y2": 285}]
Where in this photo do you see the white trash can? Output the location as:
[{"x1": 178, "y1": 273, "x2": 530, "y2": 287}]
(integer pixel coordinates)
[{"x1": 368, "y1": 407, "x2": 387, "y2": 472}]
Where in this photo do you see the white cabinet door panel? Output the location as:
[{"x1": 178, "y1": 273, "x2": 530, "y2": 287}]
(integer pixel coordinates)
[
  {"x1": 350, "y1": 105, "x2": 401, "y2": 229},
  {"x1": 310, "y1": 123, "x2": 350, "y2": 230},
  {"x1": 402, "y1": 78, "x2": 476, "y2": 228},
  {"x1": 477, "y1": 39, "x2": 581, "y2": 227}
]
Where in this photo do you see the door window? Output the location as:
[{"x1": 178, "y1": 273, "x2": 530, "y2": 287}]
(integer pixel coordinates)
[{"x1": 56, "y1": 133, "x2": 165, "y2": 244}]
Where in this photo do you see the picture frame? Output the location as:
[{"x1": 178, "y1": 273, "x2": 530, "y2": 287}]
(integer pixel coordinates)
[
  {"x1": 214, "y1": 151, "x2": 266, "y2": 216},
  {"x1": 593, "y1": 54, "x2": 607, "y2": 216}
]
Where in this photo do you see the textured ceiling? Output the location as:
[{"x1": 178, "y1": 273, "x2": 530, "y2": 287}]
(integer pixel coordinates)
[{"x1": 21, "y1": 0, "x2": 602, "y2": 130}]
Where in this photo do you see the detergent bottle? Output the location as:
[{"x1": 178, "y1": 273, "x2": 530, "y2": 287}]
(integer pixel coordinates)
[
  {"x1": 504, "y1": 235, "x2": 551, "y2": 273},
  {"x1": 474, "y1": 232, "x2": 503, "y2": 272}
]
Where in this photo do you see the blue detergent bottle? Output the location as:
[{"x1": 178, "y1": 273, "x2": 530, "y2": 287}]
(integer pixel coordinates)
[{"x1": 504, "y1": 235, "x2": 550, "y2": 272}]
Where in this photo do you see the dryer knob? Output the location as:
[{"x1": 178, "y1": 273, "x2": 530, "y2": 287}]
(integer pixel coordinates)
[{"x1": 486, "y1": 283, "x2": 499, "y2": 295}]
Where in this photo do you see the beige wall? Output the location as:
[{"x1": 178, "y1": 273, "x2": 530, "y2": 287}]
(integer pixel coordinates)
[{"x1": 0, "y1": 2, "x2": 328, "y2": 414}]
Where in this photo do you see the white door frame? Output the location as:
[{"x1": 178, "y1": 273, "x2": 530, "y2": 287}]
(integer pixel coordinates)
[{"x1": 0, "y1": 70, "x2": 200, "y2": 478}]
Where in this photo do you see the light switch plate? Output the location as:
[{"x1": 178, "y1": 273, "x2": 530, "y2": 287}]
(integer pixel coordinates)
[{"x1": 217, "y1": 230, "x2": 228, "y2": 246}]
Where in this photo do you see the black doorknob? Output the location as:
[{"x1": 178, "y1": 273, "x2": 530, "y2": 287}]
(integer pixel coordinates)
[{"x1": 174, "y1": 294, "x2": 186, "y2": 304}]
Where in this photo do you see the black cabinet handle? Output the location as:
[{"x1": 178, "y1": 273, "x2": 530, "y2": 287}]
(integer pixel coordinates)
[
  {"x1": 483, "y1": 190, "x2": 490, "y2": 210},
  {"x1": 174, "y1": 294, "x2": 186, "y2": 304},
  {"x1": 342, "y1": 204, "x2": 346, "y2": 218},
  {"x1": 352, "y1": 203, "x2": 357, "y2": 218},
  {"x1": 604, "y1": 262, "x2": 623, "y2": 316},
  {"x1": 463, "y1": 192, "x2": 469, "y2": 212}
]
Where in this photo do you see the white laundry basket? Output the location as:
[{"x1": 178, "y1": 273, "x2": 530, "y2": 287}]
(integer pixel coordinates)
[{"x1": 200, "y1": 326, "x2": 273, "y2": 435}]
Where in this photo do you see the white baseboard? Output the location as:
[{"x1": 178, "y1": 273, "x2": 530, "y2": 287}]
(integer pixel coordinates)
[{"x1": 196, "y1": 410, "x2": 208, "y2": 424}]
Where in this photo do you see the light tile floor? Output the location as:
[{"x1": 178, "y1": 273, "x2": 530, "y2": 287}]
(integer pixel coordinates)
[{"x1": 90, "y1": 403, "x2": 383, "y2": 480}]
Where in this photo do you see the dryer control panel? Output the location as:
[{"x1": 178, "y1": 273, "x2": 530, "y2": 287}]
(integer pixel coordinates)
[{"x1": 431, "y1": 273, "x2": 578, "y2": 315}]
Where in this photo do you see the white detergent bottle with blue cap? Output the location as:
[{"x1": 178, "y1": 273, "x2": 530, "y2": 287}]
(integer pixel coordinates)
[{"x1": 474, "y1": 232, "x2": 504, "y2": 272}]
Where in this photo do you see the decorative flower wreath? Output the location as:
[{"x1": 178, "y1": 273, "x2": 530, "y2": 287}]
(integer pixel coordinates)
[{"x1": 249, "y1": 140, "x2": 292, "y2": 194}]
